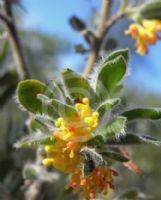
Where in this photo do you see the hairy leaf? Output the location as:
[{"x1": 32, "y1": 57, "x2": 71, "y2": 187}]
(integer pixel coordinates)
[
  {"x1": 61, "y1": 68, "x2": 96, "y2": 103},
  {"x1": 140, "y1": 0, "x2": 161, "y2": 20},
  {"x1": 106, "y1": 134, "x2": 161, "y2": 146},
  {"x1": 101, "y1": 151, "x2": 129, "y2": 162},
  {"x1": 122, "y1": 108, "x2": 161, "y2": 120},
  {"x1": 51, "y1": 99, "x2": 77, "y2": 119},
  {"x1": 28, "y1": 116, "x2": 53, "y2": 133},
  {"x1": 17, "y1": 80, "x2": 57, "y2": 118},
  {"x1": 97, "y1": 98, "x2": 121, "y2": 118},
  {"x1": 14, "y1": 133, "x2": 55, "y2": 148},
  {"x1": 96, "y1": 55, "x2": 127, "y2": 99},
  {"x1": 17, "y1": 80, "x2": 47, "y2": 113},
  {"x1": 87, "y1": 135, "x2": 104, "y2": 147},
  {"x1": 103, "y1": 48, "x2": 129, "y2": 63},
  {"x1": 96, "y1": 116, "x2": 126, "y2": 140},
  {"x1": 50, "y1": 80, "x2": 66, "y2": 100}
]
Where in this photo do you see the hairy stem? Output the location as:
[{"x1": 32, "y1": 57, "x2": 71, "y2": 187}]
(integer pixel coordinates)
[
  {"x1": 83, "y1": 0, "x2": 125, "y2": 77},
  {"x1": 83, "y1": 0, "x2": 111, "y2": 77}
]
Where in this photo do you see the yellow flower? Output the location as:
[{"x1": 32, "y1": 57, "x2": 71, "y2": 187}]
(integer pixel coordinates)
[
  {"x1": 42, "y1": 97, "x2": 119, "y2": 199},
  {"x1": 55, "y1": 98, "x2": 99, "y2": 142},
  {"x1": 70, "y1": 167, "x2": 118, "y2": 200},
  {"x1": 42, "y1": 98, "x2": 99, "y2": 173},
  {"x1": 125, "y1": 19, "x2": 161, "y2": 55},
  {"x1": 143, "y1": 19, "x2": 161, "y2": 32},
  {"x1": 43, "y1": 137, "x2": 81, "y2": 173}
]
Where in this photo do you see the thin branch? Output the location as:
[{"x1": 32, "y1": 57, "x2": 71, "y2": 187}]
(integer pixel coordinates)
[
  {"x1": 0, "y1": 12, "x2": 10, "y2": 23},
  {"x1": 83, "y1": 0, "x2": 125, "y2": 77},
  {"x1": 106, "y1": 11, "x2": 125, "y2": 32},
  {"x1": 96, "y1": 0, "x2": 111, "y2": 39},
  {"x1": 83, "y1": 0, "x2": 111, "y2": 77},
  {"x1": 1, "y1": 1, "x2": 30, "y2": 80}
]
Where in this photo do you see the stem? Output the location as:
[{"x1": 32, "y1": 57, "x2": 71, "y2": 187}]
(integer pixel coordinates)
[
  {"x1": 83, "y1": 0, "x2": 125, "y2": 77},
  {"x1": 83, "y1": 0, "x2": 111, "y2": 77},
  {"x1": 2, "y1": 1, "x2": 30, "y2": 80},
  {"x1": 106, "y1": 11, "x2": 125, "y2": 31},
  {"x1": 83, "y1": 49, "x2": 98, "y2": 77},
  {"x1": 96, "y1": 0, "x2": 111, "y2": 39}
]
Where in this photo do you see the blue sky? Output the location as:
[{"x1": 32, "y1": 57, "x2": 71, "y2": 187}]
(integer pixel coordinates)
[{"x1": 22, "y1": 0, "x2": 161, "y2": 93}]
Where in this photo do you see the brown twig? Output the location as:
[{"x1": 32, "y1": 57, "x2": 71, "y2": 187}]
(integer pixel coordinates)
[
  {"x1": 83, "y1": 0, "x2": 125, "y2": 77},
  {"x1": 0, "y1": 1, "x2": 30, "y2": 80},
  {"x1": 0, "y1": 12, "x2": 11, "y2": 23}
]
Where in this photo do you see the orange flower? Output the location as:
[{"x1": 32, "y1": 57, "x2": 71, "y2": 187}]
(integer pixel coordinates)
[
  {"x1": 125, "y1": 19, "x2": 161, "y2": 55},
  {"x1": 70, "y1": 167, "x2": 118, "y2": 200}
]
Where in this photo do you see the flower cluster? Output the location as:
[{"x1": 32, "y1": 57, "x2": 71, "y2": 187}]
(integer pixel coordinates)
[
  {"x1": 125, "y1": 19, "x2": 161, "y2": 55},
  {"x1": 42, "y1": 97, "x2": 117, "y2": 199},
  {"x1": 70, "y1": 167, "x2": 118, "y2": 200}
]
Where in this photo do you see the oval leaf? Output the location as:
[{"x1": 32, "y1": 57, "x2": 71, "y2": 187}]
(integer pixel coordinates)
[
  {"x1": 140, "y1": 0, "x2": 161, "y2": 20},
  {"x1": 103, "y1": 48, "x2": 129, "y2": 64},
  {"x1": 17, "y1": 80, "x2": 57, "y2": 118},
  {"x1": 122, "y1": 108, "x2": 161, "y2": 120},
  {"x1": 97, "y1": 98, "x2": 121, "y2": 118},
  {"x1": 95, "y1": 116, "x2": 127, "y2": 141},
  {"x1": 106, "y1": 134, "x2": 161, "y2": 146},
  {"x1": 14, "y1": 133, "x2": 55, "y2": 148},
  {"x1": 17, "y1": 80, "x2": 47, "y2": 113},
  {"x1": 62, "y1": 68, "x2": 93, "y2": 97},
  {"x1": 96, "y1": 55, "x2": 127, "y2": 99},
  {"x1": 102, "y1": 151, "x2": 129, "y2": 162},
  {"x1": 51, "y1": 99, "x2": 77, "y2": 120}
]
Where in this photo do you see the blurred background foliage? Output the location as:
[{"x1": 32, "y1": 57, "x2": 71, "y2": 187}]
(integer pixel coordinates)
[{"x1": 0, "y1": 0, "x2": 161, "y2": 200}]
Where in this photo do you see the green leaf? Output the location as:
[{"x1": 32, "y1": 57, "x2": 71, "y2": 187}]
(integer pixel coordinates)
[
  {"x1": 97, "y1": 98, "x2": 121, "y2": 118},
  {"x1": 37, "y1": 94, "x2": 59, "y2": 119},
  {"x1": 51, "y1": 99, "x2": 77, "y2": 120},
  {"x1": 50, "y1": 80, "x2": 66, "y2": 100},
  {"x1": 86, "y1": 135, "x2": 104, "y2": 147},
  {"x1": 95, "y1": 116, "x2": 127, "y2": 141},
  {"x1": 140, "y1": 0, "x2": 161, "y2": 20},
  {"x1": 101, "y1": 151, "x2": 129, "y2": 162},
  {"x1": 29, "y1": 116, "x2": 53, "y2": 132},
  {"x1": 61, "y1": 68, "x2": 96, "y2": 103},
  {"x1": 29, "y1": 117, "x2": 45, "y2": 132},
  {"x1": 103, "y1": 48, "x2": 129, "y2": 64},
  {"x1": 17, "y1": 80, "x2": 47, "y2": 113},
  {"x1": 96, "y1": 55, "x2": 127, "y2": 99},
  {"x1": 17, "y1": 80, "x2": 57, "y2": 118},
  {"x1": 14, "y1": 133, "x2": 56, "y2": 148},
  {"x1": 113, "y1": 83, "x2": 124, "y2": 94},
  {"x1": 122, "y1": 108, "x2": 161, "y2": 121},
  {"x1": 106, "y1": 134, "x2": 161, "y2": 146}
]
